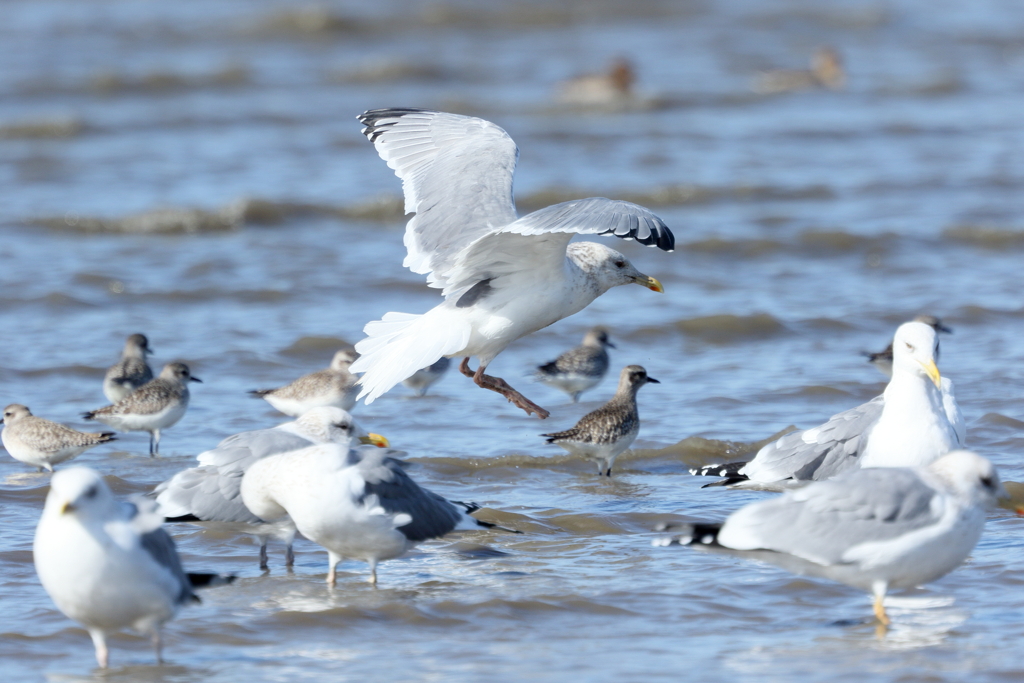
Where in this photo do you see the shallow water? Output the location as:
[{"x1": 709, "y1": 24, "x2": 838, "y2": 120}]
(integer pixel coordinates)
[{"x1": 2, "y1": 0, "x2": 1024, "y2": 680}]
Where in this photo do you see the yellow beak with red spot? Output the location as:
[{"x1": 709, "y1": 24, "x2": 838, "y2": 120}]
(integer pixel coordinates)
[
  {"x1": 359, "y1": 433, "x2": 390, "y2": 448},
  {"x1": 634, "y1": 274, "x2": 664, "y2": 293},
  {"x1": 920, "y1": 359, "x2": 941, "y2": 388}
]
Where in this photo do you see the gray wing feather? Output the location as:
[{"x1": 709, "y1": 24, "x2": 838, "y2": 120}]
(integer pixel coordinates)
[
  {"x1": 505, "y1": 197, "x2": 673, "y2": 251},
  {"x1": 358, "y1": 108, "x2": 519, "y2": 290},
  {"x1": 125, "y1": 502, "x2": 196, "y2": 604},
  {"x1": 351, "y1": 447, "x2": 462, "y2": 541},
  {"x1": 155, "y1": 466, "x2": 262, "y2": 524},
  {"x1": 741, "y1": 396, "x2": 885, "y2": 482},
  {"x1": 201, "y1": 429, "x2": 314, "y2": 468},
  {"x1": 720, "y1": 467, "x2": 939, "y2": 566}
]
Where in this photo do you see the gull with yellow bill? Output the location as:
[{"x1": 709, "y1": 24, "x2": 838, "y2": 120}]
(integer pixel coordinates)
[
  {"x1": 694, "y1": 321, "x2": 962, "y2": 488},
  {"x1": 349, "y1": 108, "x2": 673, "y2": 419}
]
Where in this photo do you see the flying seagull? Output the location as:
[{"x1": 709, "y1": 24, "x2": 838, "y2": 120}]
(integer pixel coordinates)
[{"x1": 350, "y1": 108, "x2": 674, "y2": 419}]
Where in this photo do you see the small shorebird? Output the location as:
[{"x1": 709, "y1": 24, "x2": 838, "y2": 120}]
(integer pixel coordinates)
[
  {"x1": 402, "y1": 357, "x2": 451, "y2": 397},
  {"x1": 1, "y1": 404, "x2": 115, "y2": 472},
  {"x1": 754, "y1": 47, "x2": 845, "y2": 94},
  {"x1": 103, "y1": 333, "x2": 154, "y2": 403},
  {"x1": 84, "y1": 362, "x2": 201, "y2": 456},
  {"x1": 34, "y1": 467, "x2": 232, "y2": 668},
  {"x1": 250, "y1": 349, "x2": 359, "y2": 416},
  {"x1": 535, "y1": 327, "x2": 614, "y2": 403},
  {"x1": 541, "y1": 365, "x2": 659, "y2": 476}
]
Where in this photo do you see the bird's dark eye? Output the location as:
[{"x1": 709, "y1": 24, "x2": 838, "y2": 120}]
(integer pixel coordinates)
[
  {"x1": 333, "y1": 422, "x2": 350, "y2": 431},
  {"x1": 905, "y1": 342, "x2": 914, "y2": 351},
  {"x1": 614, "y1": 260, "x2": 625, "y2": 268},
  {"x1": 980, "y1": 475, "x2": 995, "y2": 489},
  {"x1": 84, "y1": 486, "x2": 97, "y2": 499}
]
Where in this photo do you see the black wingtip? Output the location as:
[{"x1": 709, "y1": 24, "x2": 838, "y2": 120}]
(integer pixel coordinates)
[
  {"x1": 164, "y1": 513, "x2": 203, "y2": 523},
  {"x1": 187, "y1": 572, "x2": 237, "y2": 589},
  {"x1": 248, "y1": 389, "x2": 270, "y2": 398},
  {"x1": 81, "y1": 411, "x2": 96, "y2": 421},
  {"x1": 358, "y1": 108, "x2": 434, "y2": 142}
]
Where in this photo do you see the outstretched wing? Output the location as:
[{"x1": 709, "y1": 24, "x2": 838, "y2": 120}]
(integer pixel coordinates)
[
  {"x1": 358, "y1": 108, "x2": 520, "y2": 290},
  {"x1": 740, "y1": 395, "x2": 885, "y2": 483}
]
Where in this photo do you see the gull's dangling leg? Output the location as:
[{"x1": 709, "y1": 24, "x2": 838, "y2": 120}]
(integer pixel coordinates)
[
  {"x1": 368, "y1": 560, "x2": 379, "y2": 587},
  {"x1": 152, "y1": 629, "x2": 164, "y2": 665},
  {"x1": 463, "y1": 360, "x2": 550, "y2": 419},
  {"x1": 326, "y1": 551, "x2": 343, "y2": 587}
]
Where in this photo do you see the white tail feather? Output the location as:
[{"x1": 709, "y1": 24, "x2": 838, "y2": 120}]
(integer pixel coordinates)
[{"x1": 352, "y1": 309, "x2": 471, "y2": 403}]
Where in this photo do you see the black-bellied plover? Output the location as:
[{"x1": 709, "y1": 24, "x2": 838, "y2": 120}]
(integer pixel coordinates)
[
  {"x1": 658, "y1": 451, "x2": 1005, "y2": 629},
  {"x1": 155, "y1": 407, "x2": 388, "y2": 570},
  {"x1": 535, "y1": 327, "x2": 614, "y2": 403},
  {"x1": 541, "y1": 364, "x2": 659, "y2": 476},
  {"x1": 83, "y1": 362, "x2": 201, "y2": 456},
  {"x1": 402, "y1": 357, "x2": 451, "y2": 397},
  {"x1": 34, "y1": 467, "x2": 232, "y2": 668},
  {"x1": 1, "y1": 404, "x2": 115, "y2": 472},
  {"x1": 103, "y1": 333, "x2": 154, "y2": 403},
  {"x1": 250, "y1": 349, "x2": 359, "y2": 416},
  {"x1": 241, "y1": 442, "x2": 518, "y2": 585},
  {"x1": 693, "y1": 322, "x2": 961, "y2": 488}
]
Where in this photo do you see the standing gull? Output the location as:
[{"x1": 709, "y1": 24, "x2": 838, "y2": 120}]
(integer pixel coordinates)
[
  {"x1": 103, "y1": 333, "x2": 154, "y2": 403},
  {"x1": 535, "y1": 326, "x2": 615, "y2": 403},
  {"x1": 402, "y1": 357, "x2": 451, "y2": 397},
  {"x1": 864, "y1": 315, "x2": 964, "y2": 444},
  {"x1": 541, "y1": 365, "x2": 658, "y2": 476},
  {"x1": 34, "y1": 467, "x2": 231, "y2": 668},
  {"x1": 155, "y1": 407, "x2": 388, "y2": 569},
  {"x1": 84, "y1": 362, "x2": 201, "y2": 456},
  {"x1": 658, "y1": 451, "x2": 1006, "y2": 627},
  {"x1": 250, "y1": 349, "x2": 359, "y2": 416},
  {"x1": 241, "y1": 442, "x2": 516, "y2": 585},
  {"x1": 1, "y1": 404, "x2": 115, "y2": 472},
  {"x1": 350, "y1": 108, "x2": 673, "y2": 419},
  {"x1": 693, "y1": 322, "x2": 961, "y2": 488}
]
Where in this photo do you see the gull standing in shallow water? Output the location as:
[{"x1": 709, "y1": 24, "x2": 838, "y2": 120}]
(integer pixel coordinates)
[
  {"x1": 541, "y1": 365, "x2": 658, "y2": 476},
  {"x1": 864, "y1": 315, "x2": 964, "y2": 444},
  {"x1": 241, "y1": 442, "x2": 516, "y2": 585},
  {"x1": 155, "y1": 407, "x2": 388, "y2": 569},
  {"x1": 34, "y1": 467, "x2": 231, "y2": 668},
  {"x1": 693, "y1": 322, "x2": 961, "y2": 488},
  {"x1": 1, "y1": 404, "x2": 115, "y2": 472},
  {"x1": 249, "y1": 349, "x2": 359, "y2": 416},
  {"x1": 535, "y1": 326, "x2": 615, "y2": 403},
  {"x1": 658, "y1": 451, "x2": 1006, "y2": 627},
  {"x1": 103, "y1": 333, "x2": 154, "y2": 403},
  {"x1": 84, "y1": 362, "x2": 201, "y2": 456},
  {"x1": 350, "y1": 108, "x2": 673, "y2": 419}
]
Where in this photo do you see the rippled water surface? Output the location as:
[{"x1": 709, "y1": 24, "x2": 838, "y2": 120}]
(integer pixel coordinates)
[{"x1": 3, "y1": 0, "x2": 1024, "y2": 680}]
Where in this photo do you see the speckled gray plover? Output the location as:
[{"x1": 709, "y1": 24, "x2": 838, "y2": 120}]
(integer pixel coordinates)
[
  {"x1": 541, "y1": 365, "x2": 659, "y2": 476},
  {"x1": 535, "y1": 327, "x2": 614, "y2": 403},
  {"x1": 241, "y1": 441, "x2": 518, "y2": 585},
  {"x1": 155, "y1": 407, "x2": 388, "y2": 570},
  {"x1": 103, "y1": 333, "x2": 154, "y2": 403},
  {"x1": 1, "y1": 404, "x2": 115, "y2": 472},
  {"x1": 250, "y1": 349, "x2": 359, "y2": 416},
  {"x1": 83, "y1": 362, "x2": 201, "y2": 456},
  {"x1": 402, "y1": 357, "x2": 451, "y2": 397}
]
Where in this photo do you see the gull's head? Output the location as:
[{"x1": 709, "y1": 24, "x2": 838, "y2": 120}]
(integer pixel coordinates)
[
  {"x1": 568, "y1": 242, "x2": 664, "y2": 294},
  {"x1": 929, "y1": 450, "x2": 1007, "y2": 507},
  {"x1": 160, "y1": 362, "x2": 202, "y2": 384},
  {"x1": 1, "y1": 403, "x2": 32, "y2": 427},
  {"x1": 891, "y1": 321, "x2": 941, "y2": 388},
  {"x1": 295, "y1": 406, "x2": 388, "y2": 448},
  {"x1": 330, "y1": 349, "x2": 358, "y2": 371},
  {"x1": 44, "y1": 467, "x2": 117, "y2": 520},
  {"x1": 126, "y1": 333, "x2": 153, "y2": 356}
]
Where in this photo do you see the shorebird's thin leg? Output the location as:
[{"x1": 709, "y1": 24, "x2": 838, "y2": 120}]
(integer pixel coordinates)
[
  {"x1": 461, "y1": 359, "x2": 550, "y2": 419},
  {"x1": 152, "y1": 629, "x2": 163, "y2": 665},
  {"x1": 259, "y1": 542, "x2": 269, "y2": 571},
  {"x1": 285, "y1": 543, "x2": 295, "y2": 568}
]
